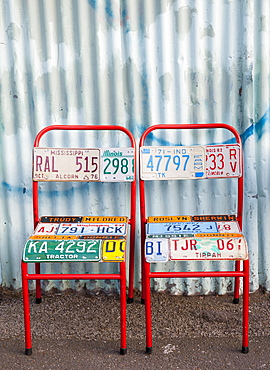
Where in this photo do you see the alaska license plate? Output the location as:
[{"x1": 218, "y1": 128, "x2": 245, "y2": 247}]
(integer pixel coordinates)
[
  {"x1": 23, "y1": 239, "x2": 101, "y2": 262},
  {"x1": 170, "y1": 237, "x2": 248, "y2": 260},
  {"x1": 146, "y1": 222, "x2": 218, "y2": 236},
  {"x1": 140, "y1": 146, "x2": 206, "y2": 180},
  {"x1": 33, "y1": 148, "x2": 100, "y2": 181},
  {"x1": 100, "y1": 148, "x2": 134, "y2": 182}
]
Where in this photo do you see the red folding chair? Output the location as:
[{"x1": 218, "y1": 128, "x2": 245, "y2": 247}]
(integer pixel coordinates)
[
  {"x1": 21, "y1": 125, "x2": 136, "y2": 355},
  {"x1": 139, "y1": 123, "x2": 249, "y2": 354}
]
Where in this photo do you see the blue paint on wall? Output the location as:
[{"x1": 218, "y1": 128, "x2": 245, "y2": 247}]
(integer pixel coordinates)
[
  {"x1": 1, "y1": 108, "x2": 269, "y2": 196},
  {"x1": 105, "y1": 0, "x2": 114, "y2": 19},
  {"x1": 121, "y1": 7, "x2": 130, "y2": 33},
  {"x1": 255, "y1": 107, "x2": 270, "y2": 140},
  {"x1": 88, "y1": 0, "x2": 98, "y2": 10},
  {"x1": 135, "y1": 107, "x2": 270, "y2": 147},
  {"x1": 88, "y1": 0, "x2": 115, "y2": 19}
]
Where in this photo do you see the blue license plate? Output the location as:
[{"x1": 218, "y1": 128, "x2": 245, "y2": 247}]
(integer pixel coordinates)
[{"x1": 146, "y1": 222, "x2": 218, "y2": 235}]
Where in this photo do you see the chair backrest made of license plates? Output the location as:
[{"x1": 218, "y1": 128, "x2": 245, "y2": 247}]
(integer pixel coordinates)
[
  {"x1": 139, "y1": 123, "x2": 249, "y2": 354},
  {"x1": 21, "y1": 125, "x2": 136, "y2": 356}
]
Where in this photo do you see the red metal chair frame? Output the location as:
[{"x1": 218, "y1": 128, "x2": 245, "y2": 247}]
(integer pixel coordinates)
[
  {"x1": 21, "y1": 125, "x2": 136, "y2": 355},
  {"x1": 139, "y1": 123, "x2": 249, "y2": 354}
]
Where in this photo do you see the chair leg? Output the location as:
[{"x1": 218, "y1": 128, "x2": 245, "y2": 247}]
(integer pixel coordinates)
[
  {"x1": 144, "y1": 263, "x2": 152, "y2": 354},
  {"x1": 127, "y1": 229, "x2": 135, "y2": 304},
  {"x1": 233, "y1": 261, "x2": 241, "y2": 304},
  {"x1": 35, "y1": 263, "x2": 42, "y2": 304},
  {"x1": 119, "y1": 262, "x2": 127, "y2": 355},
  {"x1": 141, "y1": 235, "x2": 146, "y2": 304},
  {"x1": 21, "y1": 262, "x2": 32, "y2": 355},
  {"x1": 242, "y1": 259, "x2": 249, "y2": 353}
]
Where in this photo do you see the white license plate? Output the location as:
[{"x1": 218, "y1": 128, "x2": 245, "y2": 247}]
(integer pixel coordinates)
[
  {"x1": 56, "y1": 223, "x2": 127, "y2": 236},
  {"x1": 170, "y1": 237, "x2": 248, "y2": 260},
  {"x1": 146, "y1": 222, "x2": 218, "y2": 235},
  {"x1": 100, "y1": 148, "x2": 134, "y2": 182},
  {"x1": 33, "y1": 223, "x2": 59, "y2": 235},
  {"x1": 33, "y1": 148, "x2": 100, "y2": 181},
  {"x1": 145, "y1": 238, "x2": 169, "y2": 262},
  {"x1": 206, "y1": 144, "x2": 241, "y2": 178},
  {"x1": 216, "y1": 221, "x2": 240, "y2": 233},
  {"x1": 140, "y1": 146, "x2": 206, "y2": 180}
]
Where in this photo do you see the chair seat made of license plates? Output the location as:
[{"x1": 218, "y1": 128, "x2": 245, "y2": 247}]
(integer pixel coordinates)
[
  {"x1": 139, "y1": 123, "x2": 249, "y2": 354},
  {"x1": 21, "y1": 125, "x2": 136, "y2": 356}
]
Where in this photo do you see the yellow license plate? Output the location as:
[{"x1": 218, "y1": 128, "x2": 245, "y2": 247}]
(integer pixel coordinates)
[{"x1": 102, "y1": 240, "x2": 126, "y2": 262}]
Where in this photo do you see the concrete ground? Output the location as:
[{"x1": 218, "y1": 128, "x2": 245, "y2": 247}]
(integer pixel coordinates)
[{"x1": 0, "y1": 288, "x2": 270, "y2": 369}]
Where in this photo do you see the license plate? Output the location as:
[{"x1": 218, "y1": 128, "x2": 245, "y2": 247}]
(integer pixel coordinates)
[
  {"x1": 147, "y1": 215, "x2": 192, "y2": 223},
  {"x1": 100, "y1": 148, "x2": 134, "y2": 182},
  {"x1": 216, "y1": 221, "x2": 240, "y2": 233},
  {"x1": 145, "y1": 238, "x2": 169, "y2": 262},
  {"x1": 33, "y1": 223, "x2": 59, "y2": 235},
  {"x1": 170, "y1": 237, "x2": 248, "y2": 260},
  {"x1": 206, "y1": 144, "x2": 241, "y2": 178},
  {"x1": 146, "y1": 222, "x2": 218, "y2": 235},
  {"x1": 33, "y1": 148, "x2": 100, "y2": 181},
  {"x1": 23, "y1": 239, "x2": 101, "y2": 262},
  {"x1": 140, "y1": 146, "x2": 206, "y2": 180},
  {"x1": 56, "y1": 223, "x2": 127, "y2": 236},
  {"x1": 102, "y1": 240, "x2": 126, "y2": 261}
]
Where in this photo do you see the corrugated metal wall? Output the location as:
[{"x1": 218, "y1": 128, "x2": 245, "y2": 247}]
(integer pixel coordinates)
[{"x1": 0, "y1": 0, "x2": 269, "y2": 294}]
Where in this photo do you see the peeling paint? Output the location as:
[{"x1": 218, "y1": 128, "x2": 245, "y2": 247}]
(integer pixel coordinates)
[
  {"x1": 174, "y1": 6, "x2": 197, "y2": 39},
  {"x1": 0, "y1": 0, "x2": 270, "y2": 294},
  {"x1": 200, "y1": 24, "x2": 215, "y2": 39},
  {"x1": 159, "y1": 72, "x2": 172, "y2": 101}
]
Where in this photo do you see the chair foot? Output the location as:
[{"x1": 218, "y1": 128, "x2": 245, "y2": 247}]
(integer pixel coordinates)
[
  {"x1": 35, "y1": 298, "x2": 42, "y2": 304},
  {"x1": 242, "y1": 346, "x2": 249, "y2": 354},
  {"x1": 127, "y1": 297, "x2": 134, "y2": 304},
  {"x1": 25, "y1": 348, "x2": 32, "y2": 356},
  {"x1": 233, "y1": 298, "x2": 239, "y2": 304},
  {"x1": 120, "y1": 348, "x2": 127, "y2": 355},
  {"x1": 146, "y1": 347, "x2": 152, "y2": 354}
]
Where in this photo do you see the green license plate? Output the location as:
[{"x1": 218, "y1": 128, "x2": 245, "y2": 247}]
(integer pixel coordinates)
[{"x1": 23, "y1": 239, "x2": 101, "y2": 262}]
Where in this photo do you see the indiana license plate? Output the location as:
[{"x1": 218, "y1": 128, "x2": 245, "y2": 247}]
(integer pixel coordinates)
[
  {"x1": 146, "y1": 222, "x2": 218, "y2": 235},
  {"x1": 23, "y1": 239, "x2": 101, "y2": 262},
  {"x1": 140, "y1": 146, "x2": 206, "y2": 180},
  {"x1": 33, "y1": 148, "x2": 100, "y2": 181}
]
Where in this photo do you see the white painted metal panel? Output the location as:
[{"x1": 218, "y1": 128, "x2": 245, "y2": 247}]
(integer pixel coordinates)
[{"x1": 0, "y1": 0, "x2": 269, "y2": 294}]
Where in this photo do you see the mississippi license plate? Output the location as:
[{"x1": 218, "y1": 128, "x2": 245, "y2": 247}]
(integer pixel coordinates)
[
  {"x1": 140, "y1": 146, "x2": 206, "y2": 180},
  {"x1": 56, "y1": 223, "x2": 127, "y2": 236},
  {"x1": 170, "y1": 237, "x2": 248, "y2": 260},
  {"x1": 145, "y1": 238, "x2": 169, "y2": 262},
  {"x1": 100, "y1": 148, "x2": 134, "y2": 182},
  {"x1": 23, "y1": 239, "x2": 101, "y2": 262},
  {"x1": 33, "y1": 148, "x2": 100, "y2": 181},
  {"x1": 146, "y1": 222, "x2": 218, "y2": 236},
  {"x1": 206, "y1": 144, "x2": 241, "y2": 178}
]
